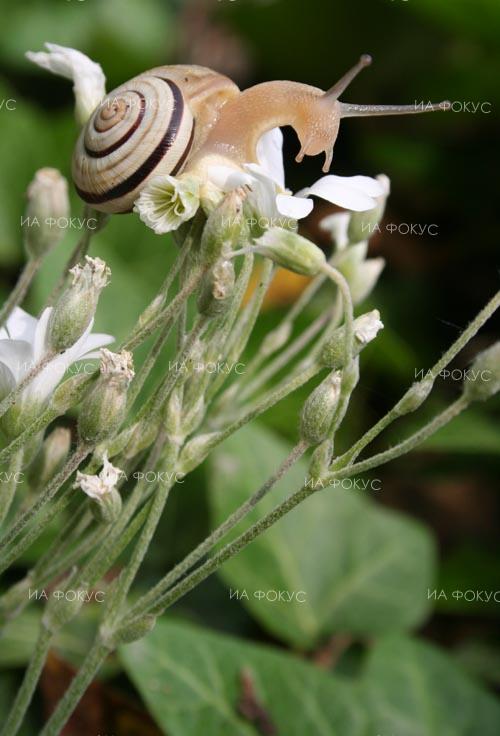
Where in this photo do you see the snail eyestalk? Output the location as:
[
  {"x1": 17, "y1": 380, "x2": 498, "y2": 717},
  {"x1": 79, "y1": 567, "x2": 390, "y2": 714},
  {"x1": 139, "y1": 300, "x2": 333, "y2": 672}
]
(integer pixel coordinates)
[
  {"x1": 339, "y1": 100, "x2": 451, "y2": 118},
  {"x1": 324, "y1": 54, "x2": 372, "y2": 99}
]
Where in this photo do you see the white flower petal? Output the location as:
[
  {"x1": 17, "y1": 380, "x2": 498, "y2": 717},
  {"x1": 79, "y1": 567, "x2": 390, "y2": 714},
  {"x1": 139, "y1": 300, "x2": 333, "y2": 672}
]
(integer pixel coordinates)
[
  {"x1": 304, "y1": 175, "x2": 383, "y2": 212},
  {"x1": 320, "y1": 212, "x2": 351, "y2": 249},
  {"x1": 276, "y1": 193, "x2": 313, "y2": 219},
  {"x1": 256, "y1": 128, "x2": 285, "y2": 188},
  {"x1": 5, "y1": 307, "x2": 38, "y2": 343},
  {"x1": 78, "y1": 334, "x2": 115, "y2": 359},
  {"x1": 26, "y1": 43, "x2": 106, "y2": 125},
  {"x1": 33, "y1": 307, "x2": 52, "y2": 362},
  {"x1": 354, "y1": 310, "x2": 384, "y2": 344},
  {"x1": 208, "y1": 165, "x2": 252, "y2": 191},
  {"x1": 0, "y1": 340, "x2": 33, "y2": 385}
]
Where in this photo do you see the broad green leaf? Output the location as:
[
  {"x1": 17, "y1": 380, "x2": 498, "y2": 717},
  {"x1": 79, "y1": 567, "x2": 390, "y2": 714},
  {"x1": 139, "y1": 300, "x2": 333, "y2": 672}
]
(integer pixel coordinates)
[
  {"x1": 120, "y1": 618, "x2": 366, "y2": 736},
  {"x1": 209, "y1": 423, "x2": 436, "y2": 648},
  {"x1": 362, "y1": 635, "x2": 500, "y2": 736}
]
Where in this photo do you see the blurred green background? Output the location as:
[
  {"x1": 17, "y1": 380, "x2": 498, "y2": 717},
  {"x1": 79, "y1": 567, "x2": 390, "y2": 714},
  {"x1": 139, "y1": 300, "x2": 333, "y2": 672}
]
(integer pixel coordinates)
[{"x1": 0, "y1": 0, "x2": 499, "y2": 733}]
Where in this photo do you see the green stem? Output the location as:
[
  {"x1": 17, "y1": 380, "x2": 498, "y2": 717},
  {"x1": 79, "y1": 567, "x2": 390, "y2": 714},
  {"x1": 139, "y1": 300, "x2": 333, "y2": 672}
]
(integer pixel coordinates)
[
  {"x1": 329, "y1": 396, "x2": 470, "y2": 481},
  {"x1": 0, "y1": 444, "x2": 89, "y2": 555},
  {"x1": 121, "y1": 440, "x2": 308, "y2": 625},
  {"x1": 333, "y1": 289, "x2": 500, "y2": 468},
  {"x1": 320, "y1": 263, "x2": 354, "y2": 366},
  {"x1": 39, "y1": 639, "x2": 110, "y2": 736},
  {"x1": 237, "y1": 307, "x2": 334, "y2": 402},
  {"x1": 0, "y1": 257, "x2": 42, "y2": 328},
  {"x1": 123, "y1": 266, "x2": 205, "y2": 352},
  {"x1": 0, "y1": 625, "x2": 52, "y2": 736},
  {"x1": 101, "y1": 436, "x2": 177, "y2": 629},
  {"x1": 0, "y1": 448, "x2": 24, "y2": 527}
]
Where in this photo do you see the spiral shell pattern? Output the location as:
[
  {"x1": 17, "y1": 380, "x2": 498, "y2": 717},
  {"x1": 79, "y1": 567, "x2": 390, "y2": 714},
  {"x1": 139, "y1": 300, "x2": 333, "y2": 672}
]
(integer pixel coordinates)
[{"x1": 72, "y1": 74, "x2": 195, "y2": 214}]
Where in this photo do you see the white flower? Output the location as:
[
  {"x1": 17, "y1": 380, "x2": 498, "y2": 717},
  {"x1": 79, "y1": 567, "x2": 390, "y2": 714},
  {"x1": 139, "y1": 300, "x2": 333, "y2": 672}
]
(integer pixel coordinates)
[
  {"x1": 74, "y1": 452, "x2": 123, "y2": 499},
  {"x1": 354, "y1": 310, "x2": 384, "y2": 344},
  {"x1": 0, "y1": 306, "x2": 113, "y2": 409},
  {"x1": 26, "y1": 43, "x2": 106, "y2": 125},
  {"x1": 134, "y1": 175, "x2": 201, "y2": 234},
  {"x1": 208, "y1": 128, "x2": 385, "y2": 224}
]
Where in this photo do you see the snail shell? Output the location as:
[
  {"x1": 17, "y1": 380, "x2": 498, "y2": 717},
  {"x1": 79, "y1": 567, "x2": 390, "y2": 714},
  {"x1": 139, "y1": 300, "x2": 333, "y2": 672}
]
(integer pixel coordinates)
[{"x1": 72, "y1": 65, "x2": 239, "y2": 214}]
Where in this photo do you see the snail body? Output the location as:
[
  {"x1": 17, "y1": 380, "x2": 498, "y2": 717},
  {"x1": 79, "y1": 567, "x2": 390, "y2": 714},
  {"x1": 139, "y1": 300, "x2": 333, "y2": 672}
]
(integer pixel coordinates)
[{"x1": 73, "y1": 57, "x2": 448, "y2": 214}]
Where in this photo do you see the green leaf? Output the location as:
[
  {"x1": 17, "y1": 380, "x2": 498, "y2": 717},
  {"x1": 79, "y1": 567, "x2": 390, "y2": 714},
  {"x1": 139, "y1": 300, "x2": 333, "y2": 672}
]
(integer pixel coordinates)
[
  {"x1": 362, "y1": 635, "x2": 500, "y2": 736},
  {"x1": 120, "y1": 618, "x2": 366, "y2": 736},
  {"x1": 208, "y1": 423, "x2": 436, "y2": 648}
]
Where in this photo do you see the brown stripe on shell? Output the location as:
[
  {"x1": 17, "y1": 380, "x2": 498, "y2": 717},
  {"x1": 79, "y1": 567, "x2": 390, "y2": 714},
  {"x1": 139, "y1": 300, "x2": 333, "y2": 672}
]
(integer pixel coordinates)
[
  {"x1": 75, "y1": 80, "x2": 193, "y2": 205},
  {"x1": 85, "y1": 92, "x2": 146, "y2": 159}
]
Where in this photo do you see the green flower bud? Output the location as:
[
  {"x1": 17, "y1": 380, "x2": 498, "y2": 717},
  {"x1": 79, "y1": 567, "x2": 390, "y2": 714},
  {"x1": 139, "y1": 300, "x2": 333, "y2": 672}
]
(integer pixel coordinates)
[
  {"x1": 200, "y1": 188, "x2": 247, "y2": 266},
  {"x1": 260, "y1": 323, "x2": 292, "y2": 358},
  {"x1": 78, "y1": 349, "x2": 134, "y2": 444},
  {"x1": 463, "y1": 342, "x2": 500, "y2": 402},
  {"x1": 28, "y1": 426, "x2": 71, "y2": 487},
  {"x1": 300, "y1": 371, "x2": 342, "y2": 445},
  {"x1": 395, "y1": 378, "x2": 434, "y2": 416},
  {"x1": 52, "y1": 373, "x2": 93, "y2": 413},
  {"x1": 42, "y1": 584, "x2": 87, "y2": 633},
  {"x1": 103, "y1": 614, "x2": 156, "y2": 647},
  {"x1": 254, "y1": 227, "x2": 326, "y2": 276},
  {"x1": 197, "y1": 259, "x2": 235, "y2": 316},
  {"x1": 321, "y1": 310, "x2": 384, "y2": 368},
  {"x1": 347, "y1": 174, "x2": 390, "y2": 245},
  {"x1": 177, "y1": 431, "x2": 220, "y2": 475},
  {"x1": 90, "y1": 486, "x2": 122, "y2": 524},
  {"x1": 23, "y1": 168, "x2": 69, "y2": 259},
  {"x1": 48, "y1": 256, "x2": 111, "y2": 352},
  {"x1": 123, "y1": 417, "x2": 161, "y2": 459}
]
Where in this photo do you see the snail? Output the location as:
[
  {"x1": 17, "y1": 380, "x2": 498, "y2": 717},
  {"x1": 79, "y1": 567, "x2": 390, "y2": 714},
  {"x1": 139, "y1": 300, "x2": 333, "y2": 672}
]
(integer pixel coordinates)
[{"x1": 72, "y1": 55, "x2": 448, "y2": 214}]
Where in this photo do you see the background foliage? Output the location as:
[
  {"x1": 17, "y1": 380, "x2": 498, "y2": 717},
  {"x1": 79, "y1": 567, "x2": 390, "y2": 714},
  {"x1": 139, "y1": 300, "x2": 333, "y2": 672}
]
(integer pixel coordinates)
[{"x1": 0, "y1": 0, "x2": 498, "y2": 733}]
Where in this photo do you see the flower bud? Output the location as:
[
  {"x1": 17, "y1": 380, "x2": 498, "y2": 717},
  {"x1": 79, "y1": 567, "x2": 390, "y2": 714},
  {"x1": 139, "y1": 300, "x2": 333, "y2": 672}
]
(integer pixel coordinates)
[
  {"x1": 260, "y1": 323, "x2": 292, "y2": 358},
  {"x1": 23, "y1": 168, "x2": 70, "y2": 259},
  {"x1": 48, "y1": 256, "x2": 111, "y2": 352},
  {"x1": 103, "y1": 614, "x2": 156, "y2": 647},
  {"x1": 463, "y1": 342, "x2": 500, "y2": 402},
  {"x1": 28, "y1": 426, "x2": 71, "y2": 487},
  {"x1": 42, "y1": 586, "x2": 86, "y2": 634},
  {"x1": 347, "y1": 174, "x2": 390, "y2": 245},
  {"x1": 200, "y1": 188, "x2": 247, "y2": 266},
  {"x1": 197, "y1": 259, "x2": 235, "y2": 316},
  {"x1": 177, "y1": 432, "x2": 220, "y2": 475},
  {"x1": 320, "y1": 310, "x2": 384, "y2": 369},
  {"x1": 395, "y1": 378, "x2": 434, "y2": 416},
  {"x1": 254, "y1": 228, "x2": 326, "y2": 276},
  {"x1": 74, "y1": 452, "x2": 123, "y2": 524},
  {"x1": 300, "y1": 371, "x2": 342, "y2": 445},
  {"x1": 123, "y1": 417, "x2": 161, "y2": 459},
  {"x1": 51, "y1": 373, "x2": 93, "y2": 413},
  {"x1": 78, "y1": 349, "x2": 134, "y2": 444}
]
